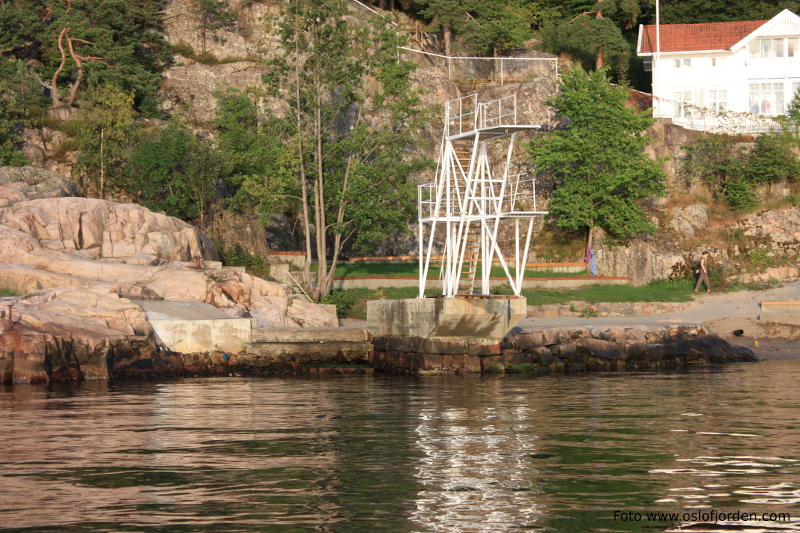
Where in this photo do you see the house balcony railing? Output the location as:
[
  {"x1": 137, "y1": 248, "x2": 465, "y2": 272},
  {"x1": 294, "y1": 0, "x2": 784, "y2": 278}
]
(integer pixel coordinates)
[{"x1": 650, "y1": 95, "x2": 780, "y2": 134}]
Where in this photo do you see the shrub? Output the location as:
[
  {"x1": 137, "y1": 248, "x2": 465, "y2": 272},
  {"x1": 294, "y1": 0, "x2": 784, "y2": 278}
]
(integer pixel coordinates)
[{"x1": 222, "y1": 244, "x2": 270, "y2": 279}]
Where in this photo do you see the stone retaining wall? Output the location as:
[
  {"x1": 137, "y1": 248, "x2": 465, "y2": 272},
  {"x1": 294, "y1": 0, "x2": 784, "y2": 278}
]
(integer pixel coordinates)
[{"x1": 369, "y1": 325, "x2": 755, "y2": 375}]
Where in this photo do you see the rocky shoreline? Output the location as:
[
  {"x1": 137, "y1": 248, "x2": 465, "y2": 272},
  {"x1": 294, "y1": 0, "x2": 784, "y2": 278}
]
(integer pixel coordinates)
[
  {"x1": 370, "y1": 325, "x2": 757, "y2": 375},
  {"x1": 1, "y1": 321, "x2": 759, "y2": 384}
]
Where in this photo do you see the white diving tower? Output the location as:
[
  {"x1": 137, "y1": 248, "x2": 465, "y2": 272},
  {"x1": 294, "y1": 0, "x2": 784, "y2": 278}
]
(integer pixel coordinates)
[{"x1": 418, "y1": 93, "x2": 548, "y2": 298}]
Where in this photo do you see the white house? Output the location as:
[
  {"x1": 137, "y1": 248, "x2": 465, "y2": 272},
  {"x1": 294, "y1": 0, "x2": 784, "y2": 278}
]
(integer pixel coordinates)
[{"x1": 637, "y1": 9, "x2": 800, "y2": 130}]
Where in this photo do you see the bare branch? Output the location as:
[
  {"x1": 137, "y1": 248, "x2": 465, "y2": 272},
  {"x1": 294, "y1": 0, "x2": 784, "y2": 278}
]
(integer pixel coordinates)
[{"x1": 51, "y1": 26, "x2": 70, "y2": 107}]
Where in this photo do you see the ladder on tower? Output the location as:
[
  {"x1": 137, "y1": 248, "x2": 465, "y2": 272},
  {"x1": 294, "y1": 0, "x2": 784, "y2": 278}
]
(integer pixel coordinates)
[{"x1": 458, "y1": 226, "x2": 480, "y2": 294}]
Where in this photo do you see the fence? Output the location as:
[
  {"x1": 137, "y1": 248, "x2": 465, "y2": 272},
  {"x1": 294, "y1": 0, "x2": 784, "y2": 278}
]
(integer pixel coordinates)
[
  {"x1": 649, "y1": 95, "x2": 780, "y2": 135},
  {"x1": 399, "y1": 47, "x2": 558, "y2": 85}
]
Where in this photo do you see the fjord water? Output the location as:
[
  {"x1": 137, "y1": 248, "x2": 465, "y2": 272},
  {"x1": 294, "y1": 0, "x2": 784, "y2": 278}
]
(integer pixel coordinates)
[{"x1": 1, "y1": 362, "x2": 799, "y2": 532}]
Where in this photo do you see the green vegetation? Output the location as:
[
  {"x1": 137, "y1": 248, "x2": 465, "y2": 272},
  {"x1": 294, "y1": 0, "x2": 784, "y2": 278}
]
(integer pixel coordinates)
[
  {"x1": 259, "y1": 0, "x2": 430, "y2": 299},
  {"x1": 73, "y1": 84, "x2": 135, "y2": 198},
  {"x1": 528, "y1": 67, "x2": 665, "y2": 247},
  {"x1": 495, "y1": 279, "x2": 695, "y2": 306},
  {"x1": 682, "y1": 123, "x2": 800, "y2": 211},
  {"x1": 220, "y1": 244, "x2": 270, "y2": 279},
  {"x1": 127, "y1": 122, "x2": 220, "y2": 224},
  {"x1": 324, "y1": 279, "x2": 698, "y2": 318},
  {"x1": 0, "y1": 288, "x2": 20, "y2": 298}
]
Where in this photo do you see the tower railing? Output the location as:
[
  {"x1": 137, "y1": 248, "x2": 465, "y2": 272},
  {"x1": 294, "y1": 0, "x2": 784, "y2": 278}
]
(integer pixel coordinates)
[{"x1": 477, "y1": 95, "x2": 517, "y2": 128}]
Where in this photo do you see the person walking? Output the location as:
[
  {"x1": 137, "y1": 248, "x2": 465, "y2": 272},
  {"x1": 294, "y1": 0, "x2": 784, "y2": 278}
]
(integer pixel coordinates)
[{"x1": 694, "y1": 251, "x2": 711, "y2": 292}]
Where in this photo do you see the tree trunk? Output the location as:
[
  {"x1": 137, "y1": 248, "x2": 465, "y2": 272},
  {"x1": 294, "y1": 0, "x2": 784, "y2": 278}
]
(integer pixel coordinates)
[
  {"x1": 443, "y1": 23, "x2": 451, "y2": 57},
  {"x1": 312, "y1": 68, "x2": 328, "y2": 300},
  {"x1": 99, "y1": 126, "x2": 105, "y2": 199},
  {"x1": 595, "y1": 3, "x2": 604, "y2": 69},
  {"x1": 294, "y1": 16, "x2": 312, "y2": 287}
]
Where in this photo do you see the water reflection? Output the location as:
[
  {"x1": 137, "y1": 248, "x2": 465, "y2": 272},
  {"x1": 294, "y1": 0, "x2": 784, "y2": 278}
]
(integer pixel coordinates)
[{"x1": 0, "y1": 362, "x2": 799, "y2": 532}]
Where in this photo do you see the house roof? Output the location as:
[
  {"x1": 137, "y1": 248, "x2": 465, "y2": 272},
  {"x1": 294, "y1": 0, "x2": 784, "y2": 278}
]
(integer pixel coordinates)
[{"x1": 638, "y1": 19, "x2": 767, "y2": 54}]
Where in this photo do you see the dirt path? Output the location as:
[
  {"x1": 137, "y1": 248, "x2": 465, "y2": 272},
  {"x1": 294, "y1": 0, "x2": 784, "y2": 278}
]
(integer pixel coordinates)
[{"x1": 517, "y1": 281, "x2": 800, "y2": 329}]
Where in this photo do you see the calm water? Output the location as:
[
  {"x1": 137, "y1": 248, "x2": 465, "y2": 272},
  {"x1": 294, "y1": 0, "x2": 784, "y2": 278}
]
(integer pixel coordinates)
[{"x1": 1, "y1": 361, "x2": 800, "y2": 532}]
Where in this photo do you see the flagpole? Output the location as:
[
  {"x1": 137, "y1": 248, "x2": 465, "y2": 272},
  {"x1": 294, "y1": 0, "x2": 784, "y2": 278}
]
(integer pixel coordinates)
[{"x1": 656, "y1": 0, "x2": 661, "y2": 60}]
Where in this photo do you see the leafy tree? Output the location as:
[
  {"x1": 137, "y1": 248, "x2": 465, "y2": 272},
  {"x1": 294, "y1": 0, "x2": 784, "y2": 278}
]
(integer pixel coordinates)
[
  {"x1": 214, "y1": 88, "x2": 294, "y2": 219},
  {"x1": 746, "y1": 130, "x2": 800, "y2": 192},
  {"x1": 73, "y1": 84, "x2": 135, "y2": 198},
  {"x1": 264, "y1": 0, "x2": 429, "y2": 299},
  {"x1": 190, "y1": 0, "x2": 237, "y2": 54},
  {"x1": 0, "y1": 98, "x2": 27, "y2": 166},
  {"x1": 528, "y1": 66, "x2": 665, "y2": 246},
  {"x1": 127, "y1": 123, "x2": 220, "y2": 225},
  {"x1": 681, "y1": 135, "x2": 755, "y2": 210}
]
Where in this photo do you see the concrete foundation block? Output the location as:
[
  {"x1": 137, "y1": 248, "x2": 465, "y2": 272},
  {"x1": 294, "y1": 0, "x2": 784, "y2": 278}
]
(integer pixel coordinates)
[{"x1": 367, "y1": 295, "x2": 526, "y2": 340}]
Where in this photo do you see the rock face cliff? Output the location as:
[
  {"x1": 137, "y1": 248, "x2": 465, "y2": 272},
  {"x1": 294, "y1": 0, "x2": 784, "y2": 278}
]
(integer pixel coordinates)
[{"x1": 0, "y1": 168, "x2": 337, "y2": 384}]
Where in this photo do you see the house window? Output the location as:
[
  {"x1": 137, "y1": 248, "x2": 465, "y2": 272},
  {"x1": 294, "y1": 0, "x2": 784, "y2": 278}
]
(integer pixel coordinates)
[
  {"x1": 750, "y1": 37, "x2": 798, "y2": 58},
  {"x1": 711, "y1": 57, "x2": 726, "y2": 67},
  {"x1": 749, "y1": 82, "x2": 785, "y2": 115},
  {"x1": 789, "y1": 38, "x2": 799, "y2": 57},
  {"x1": 672, "y1": 58, "x2": 691, "y2": 68},
  {"x1": 673, "y1": 90, "x2": 692, "y2": 118},
  {"x1": 707, "y1": 89, "x2": 728, "y2": 112}
]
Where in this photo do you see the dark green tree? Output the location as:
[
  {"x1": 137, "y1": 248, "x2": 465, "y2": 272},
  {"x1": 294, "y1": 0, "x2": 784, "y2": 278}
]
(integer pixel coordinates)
[
  {"x1": 541, "y1": 0, "x2": 638, "y2": 78},
  {"x1": 214, "y1": 88, "x2": 294, "y2": 219},
  {"x1": 462, "y1": 0, "x2": 533, "y2": 56},
  {"x1": 0, "y1": 98, "x2": 27, "y2": 166},
  {"x1": 681, "y1": 135, "x2": 755, "y2": 210},
  {"x1": 528, "y1": 66, "x2": 665, "y2": 246},
  {"x1": 127, "y1": 123, "x2": 220, "y2": 225},
  {"x1": 661, "y1": 0, "x2": 800, "y2": 24},
  {"x1": 418, "y1": 0, "x2": 472, "y2": 56},
  {"x1": 0, "y1": 0, "x2": 171, "y2": 115},
  {"x1": 746, "y1": 131, "x2": 800, "y2": 192}
]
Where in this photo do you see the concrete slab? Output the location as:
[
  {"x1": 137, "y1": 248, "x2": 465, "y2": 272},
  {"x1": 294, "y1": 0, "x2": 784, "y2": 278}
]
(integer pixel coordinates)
[
  {"x1": 137, "y1": 300, "x2": 252, "y2": 354},
  {"x1": 367, "y1": 295, "x2": 526, "y2": 340},
  {"x1": 760, "y1": 301, "x2": 800, "y2": 325}
]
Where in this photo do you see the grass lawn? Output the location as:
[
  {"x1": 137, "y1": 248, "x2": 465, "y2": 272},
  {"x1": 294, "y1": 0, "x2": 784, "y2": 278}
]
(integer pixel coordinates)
[
  {"x1": 494, "y1": 279, "x2": 696, "y2": 305},
  {"x1": 323, "y1": 279, "x2": 697, "y2": 319},
  {"x1": 313, "y1": 261, "x2": 588, "y2": 278}
]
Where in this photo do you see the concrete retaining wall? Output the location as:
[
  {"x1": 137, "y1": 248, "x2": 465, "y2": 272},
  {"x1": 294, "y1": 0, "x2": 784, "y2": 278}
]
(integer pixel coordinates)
[{"x1": 150, "y1": 318, "x2": 252, "y2": 354}]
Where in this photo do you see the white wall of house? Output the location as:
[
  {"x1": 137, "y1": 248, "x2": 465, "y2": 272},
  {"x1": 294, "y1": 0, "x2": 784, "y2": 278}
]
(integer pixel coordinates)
[{"x1": 646, "y1": 10, "x2": 800, "y2": 122}]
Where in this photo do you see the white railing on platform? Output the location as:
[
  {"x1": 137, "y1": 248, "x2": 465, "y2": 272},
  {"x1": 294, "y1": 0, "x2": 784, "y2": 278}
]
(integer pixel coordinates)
[
  {"x1": 478, "y1": 95, "x2": 517, "y2": 128},
  {"x1": 445, "y1": 93, "x2": 522, "y2": 137},
  {"x1": 445, "y1": 93, "x2": 478, "y2": 137}
]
